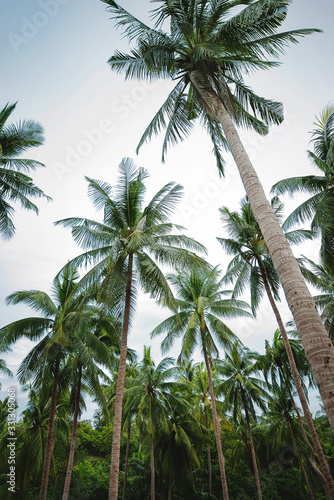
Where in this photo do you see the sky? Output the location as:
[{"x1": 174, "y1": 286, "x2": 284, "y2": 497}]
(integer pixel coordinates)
[{"x1": 0, "y1": 0, "x2": 333, "y2": 418}]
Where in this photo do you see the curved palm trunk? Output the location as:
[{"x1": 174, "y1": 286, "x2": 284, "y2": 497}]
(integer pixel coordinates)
[
  {"x1": 39, "y1": 358, "x2": 60, "y2": 500},
  {"x1": 201, "y1": 332, "x2": 229, "y2": 500},
  {"x1": 196, "y1": 83, "x2": 334, "y2": 431},
  {"x1": 109, "y1": 254, "x2": 133, "y2": 500},
  {"x1": 204, "y1": 406, "x2": 212, "y2": 495},
  {"x1": 242, "y1": 396, "x2": 262, "y2": 500},
  {"x1": 257, "y1": 259, "x2": 334, "y2": 498},
  {"x1": 62, "y1": 365, "x2": 82, "y2": 500},
  {"x1": 122, "y1": 423, "x2": 131, "y2": 500},
  {"x1": 150, "y1": 436, "x2": 155, "y2": 500}
]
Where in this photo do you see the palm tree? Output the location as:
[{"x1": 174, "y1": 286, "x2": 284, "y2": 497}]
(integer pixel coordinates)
[
  {"x1": 123, "y1": 346, "x2": 179, "y2": 500},
  {"x1": 159, "y1": 382, "x2": 206, "y2": 499},
  {"x1": 218, "y1": 196, "x2": 312, "y2": 314},
  {"x1": 55, "y1": 158, "x2": 207, "y2": 500},
  {"x1": 272, "y1": 104, "x2": 334, "y2": 267},
  {"x1": 0, "y1": 264, "x2": 93, "y2": 500},
  {"x1": 151, "y1": 266, "x2": 250, "y2": 499},
  {"x1": 262, "y1": 387, "x2": 317, "y2": 499},
  {"x1": 298, "y1": 255, "x2": 334, "y2": 341},
  {"x1": 217, "y1": 343, "x2": 269, "y2": 499},
  {"x1": 258, "y1": 330, "x2": 331, "y2": 495},
  {"x1": 0, "y1": 102, "x2": 51, "y2": 238},
  {"x1": 61, "y1": 309, "x2": 116, "y2": 500},
  {"x1": 182, "y1": 361, "x2": 214, "y2": 494},
  {"x1": 4, "y1": 385, "x2": 70, "y2": 499},
  {"x1": 218, "y1": 197, "x2": 334, "y2": 497},
  {"x1": 102, "y1": 0, "x2": 334, "y2": 430}
]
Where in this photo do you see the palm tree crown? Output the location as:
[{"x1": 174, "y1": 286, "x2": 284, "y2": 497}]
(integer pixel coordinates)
[
  {"x1": 104, "y1": 0, "x2": 318, "y2": 172},
  {"x1": 0, "y1": 102, "x2": 51, "y2": 238},
  {"x1": 272, "y1": 104, "x2": 334, "y2": 266}
]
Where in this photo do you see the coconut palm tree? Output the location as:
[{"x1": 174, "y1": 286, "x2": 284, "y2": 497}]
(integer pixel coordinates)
[
  {"x1": 55, "y1": 158, "x2": 208, "y2": 499},
  {"x1": 262, "y1": 387, "x2": 317, "y2": 499},
  {"x1": 4, "y1": 385, "x2": 70, "y2": 500},
  {"x1": 151, "y1": 266, "x2": 250, "y2": 499},
  {"x1": 159, "y1": 382, "x2": 206, "y2": 499},
  {"x1": 123, "y1": 346, "x2": 179, "y2": 500},
  {"x1": 61, "y1": 309, "x2": 117, "y2": 500},
  {"x1": 218, "y1": 196, "x2": 312, "y2": 314},
  {"x1": 183, "y1": 361, "x2": 214, "y2": 494},
  {"x1": 218, "y1": 197, "x2": 334, "y2": 497},
  {"x1": 272, "y1": 104, "x2": 334, "y2": 267},
  {"x1": 217, "y1": 343, "x2": 269, "y2": 499},
  {"x1": 298, "y1": 255, "x2": 334, "y2": 341},
  {"x1": 0, "y1": 102, "x2": 51, "y2": 238},
  {"x1": 102, "y1": 0, "x2": 334, "y2": 430},
  {"x1": 0, "y1": 264, "x2": 95, "y2": 500},
  {"x1": 257, "y1": 330, "x2": 331, "y2": 496}
]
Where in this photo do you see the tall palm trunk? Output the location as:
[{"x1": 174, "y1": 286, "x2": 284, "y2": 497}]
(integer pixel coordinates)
[
  {"x1": 257, "y1": 259, "x2": 334, "y2": 497},
  {"x1": 168, "y1": 478, "x2": 172, "y2": 500},
  {"x1": 39, "y1": 358, "x2": 60, "y2": 500},
  {"x1": 62, "y1": 365, "x2": 82, "y2": 500},
  {"x1": 241, "y1": 394, "x2": 262, "y2": 500},
  {"x1": 109, "y1": 254, "x2": 133, "y2": 500},
  {"x1": 204, "y1": 406, "x2": 212, "y2": 495},
  {"x1": 196, "y1": 83, "x2": 334, "y2": 431},
  {"x1": 150, "y1": 436, "x2": 155, "y2": 500},
  {"x1": 201, "y1": 330, "x2": 229, "y2": 500},
  {"x1": 122, "y1": 423, "x2": 131, "y2": 500},
  {"x1": 281, "y1": 366, "x2": 330, "y2": 498}
]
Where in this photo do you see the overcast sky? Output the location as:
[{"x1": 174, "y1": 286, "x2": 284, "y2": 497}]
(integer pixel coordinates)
[{"x1": 1, "y1": 0, "x2": 333, "y2": 417}]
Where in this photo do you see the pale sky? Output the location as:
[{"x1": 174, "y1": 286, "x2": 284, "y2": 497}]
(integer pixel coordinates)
[{"x1": 1, "y1": 0, "x2": 333, "y2": 417}]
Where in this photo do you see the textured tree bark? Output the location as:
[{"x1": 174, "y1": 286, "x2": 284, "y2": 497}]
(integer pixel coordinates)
[
  {"x1": 122, "y1": 424, "x2": 131, "y2": 500},
  {"x1": 199, "y1": 86, "x2": 334, "y2": 432},
  {"x1": 242, "y1": 397, "x2": 262, "y2": 500},
  {"x1": 62, "y1": 366, "x2": 82, "y2": 500},
  {"x1": 39, "y1": 359, "x2": 60, "y2": 500},
  {"x1": 202, "y1": 331, "x2": 229, "y2": 500},
  {"x1": 150, "y1": 437, "x2": 156, "y2": 500},
  {"x1": 109, "y1": 254, "x2": 133, "y2": 500},
  {"x1": 258, "y1": 259, "x2": 334, "y2": 498}
]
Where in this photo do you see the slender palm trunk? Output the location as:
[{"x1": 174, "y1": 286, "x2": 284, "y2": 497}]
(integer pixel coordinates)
[
  {"x1": 242, "y1": 397, "x2": 262, "y2": 500},
  {"x1": 39, "y1": 358, "x2": 60, "y2": 500},
  {"x1": 62, "y1": 365, "x2": 82, "y2": 500},
  {"x1": 122, "y1": 424, "x2": 131, "y2": 500},
  {"x1": 281, "y1": 367, "x2": 330, "y2": 497},
  {"x1": 204, "y1": 407, "x2": 212, "y2": 495},
  {"x1": 201, "y1": 330, "x2": 229, "y2": 500},
  {"x1": 150, "y1": 437, "x2": 155, "y2": 500},
  {"x1": 168, "y1": 477, "x2": 172, "y2": 500},
  {"x1": 258, "y1": 259, "x2": 334, "y2": 498},
  {"x1": 298, "y1": 455, "x2": 316, "y2": 500},
  {"x1": 109, "y1": 254, "x2": 133, "y2": 500},
  {"x1": 196, "y1": 83, "x2": 334, "y2": 430}
]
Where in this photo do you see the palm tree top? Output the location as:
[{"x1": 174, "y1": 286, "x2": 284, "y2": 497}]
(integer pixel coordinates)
[
  {"x1": 103, "y1": 0, "x2": 320, "y2": 171},
  {"x1": 0, "y1": 101, "x2": 52, "y2": 238}
]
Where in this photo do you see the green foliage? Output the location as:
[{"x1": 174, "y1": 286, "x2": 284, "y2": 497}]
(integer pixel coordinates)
[{"x1": 0, "y1": 102, "x2": 51, "y2": 238}]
